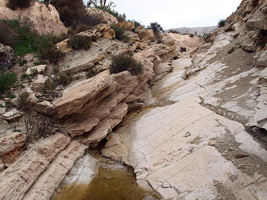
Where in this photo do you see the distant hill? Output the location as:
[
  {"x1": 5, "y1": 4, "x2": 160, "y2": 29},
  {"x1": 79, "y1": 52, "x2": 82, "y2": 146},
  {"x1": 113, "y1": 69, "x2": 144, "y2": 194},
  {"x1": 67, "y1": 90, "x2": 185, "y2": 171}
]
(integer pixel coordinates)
[{"x1": 168, "y1": 26, "x2": 217, "y2": 36}]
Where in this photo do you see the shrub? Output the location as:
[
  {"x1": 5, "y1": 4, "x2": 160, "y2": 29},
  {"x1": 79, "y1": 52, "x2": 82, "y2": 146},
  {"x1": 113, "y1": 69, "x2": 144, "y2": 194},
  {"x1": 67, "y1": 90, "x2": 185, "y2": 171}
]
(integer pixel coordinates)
[
  {"x1": 21, "y1": 73, "x2": 28, "y2": 81},
  {"x1": 9, "y1": 94, "x2": 16, "y2": 99},
  {"x1": 0, "y1": 20, "x2": 18, "y2": 47},
  {"x1": 0, "y1": 71, "x2": 17, "y2": 95},
  {"x1": 75, "y1": 24, "x2": 91, "y2": 33},
  {"x1": 19, "y1": 59, "x2": 27, "y2": 66},
  {"x1": 51, "y1": 0, "x2": 87, "y2": 28},
  {"x1": 82, "y1": 13, "x2": 104, "y2": 28},
  {"x1": 35, "y1": 34, "x2": 66, "y2": 64},
  {"x1": 87, "y1": 68, "x2": 98, "y2": 78},
  {"x1": 39, "y1": 47, "x2": 65, "y2": 64},
  {"x1": 30, "y1": 68, "x2": 38, "y2": 76},
  {"x1": 17, "y1": 92, "x2": 29, "y2": 110},
  {"x1": 110, "y1": 25, "x2": 125, "y2": 40},
  {"x1": 45, "y1": 78, "x2": 57, "y2": 91},
  {"x1": 203, "y1": 34, "x2": 211, "y2": 42},
  {"x1": 68, "y1": 35, "x2": 92, "y2": 50},
  {"x1": 110, "y1": 54, "x2": 143, "y2": 75},
  {"x1": 6, "y1": 0, "x2": 33, "y2": 10},
  {"x1": 218, "y1": 20, "x2": 226, "y2": 28},
  {"x1": 189, "y1": 34, "x2": 194, "y2": 38},
  {"x1": 150, "y1": 22, "x2": 163, "y2": 40},
  {"x1": 0, "y1": 19, "x2": 64, "y2": 60},
  {"x1": 58, "y1": 71, "x2": 72, "y2": 86}
]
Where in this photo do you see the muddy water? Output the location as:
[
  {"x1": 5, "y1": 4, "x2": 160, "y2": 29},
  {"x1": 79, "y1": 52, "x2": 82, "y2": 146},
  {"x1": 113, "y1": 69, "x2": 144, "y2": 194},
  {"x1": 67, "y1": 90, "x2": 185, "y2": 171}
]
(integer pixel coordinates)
[{"x1": 52, "y1": 163, "x2": 160, "y2": 200}]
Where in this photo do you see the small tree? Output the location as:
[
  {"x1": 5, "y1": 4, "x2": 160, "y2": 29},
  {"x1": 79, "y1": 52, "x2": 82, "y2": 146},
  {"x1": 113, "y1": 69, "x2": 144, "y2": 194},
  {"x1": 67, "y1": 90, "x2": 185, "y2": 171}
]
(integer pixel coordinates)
[
  {"x1": 218, "y1": 20, "x2": 226, "y2": 28},
  {"x1": 150, "y1": 22, "x2": 163, "y2": 40}
]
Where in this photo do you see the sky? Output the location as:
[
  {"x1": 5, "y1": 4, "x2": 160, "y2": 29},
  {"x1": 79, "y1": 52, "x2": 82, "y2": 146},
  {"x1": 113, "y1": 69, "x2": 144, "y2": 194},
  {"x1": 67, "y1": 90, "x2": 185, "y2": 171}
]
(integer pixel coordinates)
[{"x1": 85, "y1": 0, "x2": 242, "y2": 29}]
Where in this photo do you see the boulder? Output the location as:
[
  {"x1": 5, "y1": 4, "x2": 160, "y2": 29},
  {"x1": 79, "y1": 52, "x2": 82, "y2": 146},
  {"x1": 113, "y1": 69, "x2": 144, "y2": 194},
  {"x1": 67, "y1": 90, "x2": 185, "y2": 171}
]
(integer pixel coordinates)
[
  {"x1": 55, "y1": 39, "x2": 72, "y2": 54},
  {"x1": 254, "y1": 50, "x2": 267, "y2": 67},
  {"x1": 135, "y1": 26, "x2": 153, "y2": 41},
  {"x1": 86, "y1": 7, "x2": 118, "y2": 25},
  {"x1": 53, "y1": 71, "x2": 112, "y2": 118},
  {"x1": 35, "y1": 101, "x2": 54, "y2": 115},
  {"x1": 0, "y1": 133, "x2": 70, "y2": 200},
  {"x1": 118, "y1": 21, "x2": 135, "y2": 31},
  {"x1": 23, "y1": 141, "x2": 87, "y2": 200},
  {"x1": 0, "y1": 107, "x2": 5, "y2": 115},
  {"x1": 242, "y1": 39, "x2": 257, "y2": 52},
  {"x1": 2, "y1": 109, "x2": 23, "y2": 122},
  {"x1": 60, "y1": 71, "x2": 138, "y2": 138},
  {"x1": 26, "y1": 65, "x2": 46, "y2": 75},
  {"x1": 0, "y1": 0, "x2": 67, "y2": 36},
  {"x1": 31, "y1": 75, "x2": 48, "y2": 93},
  {"x1": 0, "y1": 132, "x2": 26, "y2": 164}
]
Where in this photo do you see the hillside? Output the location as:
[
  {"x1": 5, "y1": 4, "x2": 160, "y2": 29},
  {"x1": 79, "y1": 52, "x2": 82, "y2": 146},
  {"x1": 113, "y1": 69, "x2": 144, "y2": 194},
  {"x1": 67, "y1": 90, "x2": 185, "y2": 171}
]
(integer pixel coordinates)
[{"x1": 0, "y1": 0, "x2": 266, "y2": 199}]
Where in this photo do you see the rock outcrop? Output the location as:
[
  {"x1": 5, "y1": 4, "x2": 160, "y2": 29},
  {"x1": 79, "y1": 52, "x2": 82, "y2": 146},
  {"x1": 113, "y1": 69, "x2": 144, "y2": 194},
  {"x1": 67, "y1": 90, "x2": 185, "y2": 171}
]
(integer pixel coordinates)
[
  {"x1": 86, "y1": 7, "x2": 118, "y2": 25},
  {"x1": 0, "y1": 132, "x2": 26, "y2": 165},
  {"x1": 0, "y1": 0, "x2": 67, "y2": 36}
]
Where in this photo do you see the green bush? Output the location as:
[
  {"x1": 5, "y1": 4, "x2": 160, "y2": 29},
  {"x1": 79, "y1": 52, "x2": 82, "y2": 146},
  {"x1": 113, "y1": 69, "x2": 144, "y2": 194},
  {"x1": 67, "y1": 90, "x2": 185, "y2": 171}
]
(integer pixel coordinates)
[
  {"x1": 21, "y1": 73, "x2": 28, "y2": 80},
  {"x1": 203, "y1": 34, "x2": 211, "y2": 42},
  {"x1": 17, "y1": 92, "x2": 29, "y2": 110},
  {"x1": 110, "y1": 54, "x2": 143, "y2": 75},
  {"x1": 68, "y1": 35, "x2": 92, "y2": 50},
  {"x1": 58, "y1": 72, "x2": 72, "y2": 86},
  {"x1": 0, "y1": 72, "x2": 17, "y2": 95},
  {"x1": 35, "y1": 34, "x2": 66, "y2": 64},
  {"x1": 6, "y1": 0, "x2": 33, "y2": 10},
  {"x1": 110, "y1": 25, "x2": 125, "y2": 40},
  {"x1": 51, "y1": 0, "x2": 87, "y2": 28},
  {"x1": 218, "y1": 20, "x2": 226, "y2": 28},
  {"x1": 150, "y1": 22, "x2": 163, "y2": 40},
  {"x1": 0, "y1": 19, "x2": 65, "y2": 61},
  {"x1": 87, "y1": 68, "x2": 97, "y2": 78},
  {"x1": 45, "y1": 78, "x2": 57, "y2": 91}
]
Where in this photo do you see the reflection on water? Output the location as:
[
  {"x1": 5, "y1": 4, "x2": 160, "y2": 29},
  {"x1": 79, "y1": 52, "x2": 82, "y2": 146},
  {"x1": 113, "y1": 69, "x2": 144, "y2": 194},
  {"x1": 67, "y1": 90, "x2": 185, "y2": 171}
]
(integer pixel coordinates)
[{"x1": 52, "y1": 163, "x2": 161, "y2": 200}]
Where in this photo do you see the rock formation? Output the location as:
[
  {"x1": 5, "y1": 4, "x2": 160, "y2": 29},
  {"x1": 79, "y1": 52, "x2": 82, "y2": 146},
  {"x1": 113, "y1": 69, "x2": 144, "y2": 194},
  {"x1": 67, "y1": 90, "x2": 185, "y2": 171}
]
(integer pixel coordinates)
[
  {"x1": 0, "y1": 0, "x2": 67, "y2": 36},
  {"x1": 0, "y1": 0, "x2": 266, "y2": 199}
]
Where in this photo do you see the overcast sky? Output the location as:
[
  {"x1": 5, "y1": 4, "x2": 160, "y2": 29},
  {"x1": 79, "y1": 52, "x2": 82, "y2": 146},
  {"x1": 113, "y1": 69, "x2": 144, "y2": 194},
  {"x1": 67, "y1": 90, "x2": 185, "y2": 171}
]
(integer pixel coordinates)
[{"x1": 85, "y1": 0, "x2": 242, "y2": 29}]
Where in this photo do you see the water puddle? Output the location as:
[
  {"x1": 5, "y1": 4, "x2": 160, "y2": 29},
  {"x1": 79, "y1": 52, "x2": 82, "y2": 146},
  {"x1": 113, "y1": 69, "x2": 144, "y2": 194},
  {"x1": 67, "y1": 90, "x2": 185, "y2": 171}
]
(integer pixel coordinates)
[{"x1": 52, "y1": 162, "x2": 161, "y2": 200}]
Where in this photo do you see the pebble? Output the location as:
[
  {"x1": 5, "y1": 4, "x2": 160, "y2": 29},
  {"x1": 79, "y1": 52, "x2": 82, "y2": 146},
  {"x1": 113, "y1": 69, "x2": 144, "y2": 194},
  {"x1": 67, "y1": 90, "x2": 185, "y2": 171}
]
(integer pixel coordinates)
[{"x1": 208, "y1": 139, "x2": 217, "y2": 146}]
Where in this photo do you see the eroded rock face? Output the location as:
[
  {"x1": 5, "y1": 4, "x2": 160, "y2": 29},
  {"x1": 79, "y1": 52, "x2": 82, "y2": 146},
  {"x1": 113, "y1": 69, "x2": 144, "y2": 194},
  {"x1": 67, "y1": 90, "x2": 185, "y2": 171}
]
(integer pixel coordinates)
[
  {"x1": 86, "y1": 7, "x2": 118, "y2": 25},
  {"x1": 23, "y1": 141, "x2": 87, "y2": 200},
  {"x1": 103, "y1": 98, "x2": 267, "y2": 200},
  {"x1": 0, "y1": 132, "x2": 26, "y2": 165},
  {"x1": 0, "y1": 0, "x2": 67, "y2": 36},
  {"x1": 54, "y1": 71, "x2": 112, "y2": 119},
  {"x1": 0, "y1": 133, "x2": 70, "y2": 200}
]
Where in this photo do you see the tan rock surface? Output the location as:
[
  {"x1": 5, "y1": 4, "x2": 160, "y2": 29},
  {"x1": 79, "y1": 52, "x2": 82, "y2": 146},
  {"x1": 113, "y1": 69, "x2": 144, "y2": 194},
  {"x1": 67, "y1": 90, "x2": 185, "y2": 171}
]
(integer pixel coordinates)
[
  {"x1": 103, "y1": 97, "x2": 267, "y2": 199},
  {"x1": 0, "y1": 133, "x2": 70, "y2": 200},
  {"x1": 0, "y1": 132, "x2": 26, "y2": 164},
  {"x1": 26, "y1": 65, "x2": 46, "y2": 75},
  {"x1": 86, "y1": 7, "x2": 118, "y2": 25},
  {"x1": 23, "y1": 141, "x2": 87, "y2": 200},
  {"x1": 53, "y1": 71, "x2": 112, "y2": 119},
  {"x1": 2, "y1": 108, "x2": 23, "y2": 122},
  {"x1": 0, "y1": 0, "x2": 67, "y2": 36},
  {"x1": 31, "y1": 75, "x2": 48, "y2": 93}
]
